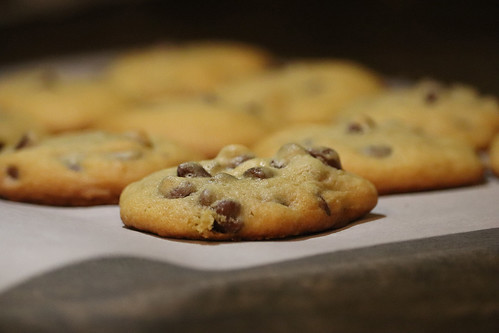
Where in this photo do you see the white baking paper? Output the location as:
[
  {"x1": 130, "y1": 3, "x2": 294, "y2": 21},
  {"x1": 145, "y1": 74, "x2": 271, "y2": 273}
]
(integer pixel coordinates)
[{"x1": 1, "y1": 176, "x2": 498, "y2": 293}]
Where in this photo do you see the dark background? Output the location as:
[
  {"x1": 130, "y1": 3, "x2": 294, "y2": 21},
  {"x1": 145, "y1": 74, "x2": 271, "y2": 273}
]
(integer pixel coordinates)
[{"x1": 1, "y1": 0, "x2": 498, "y2": 94}]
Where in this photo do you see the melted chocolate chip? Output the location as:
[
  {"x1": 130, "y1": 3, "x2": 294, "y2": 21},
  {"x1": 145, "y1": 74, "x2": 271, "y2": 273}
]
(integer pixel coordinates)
[
  {"x1": 0, "y1": 141, "x2": 5, "y2": 151},
  {"x1": 362, "y1": 145, "x2": 392, "y2": 158},
  {"x1": 6, "y1": 165, "x2": 19, "y2": 179},
  {"x1": 318, "y1": 195, "x2": 331, "y2": 216},
  {"x1": 177, "y1": 162, "x2": 211, "y2": 178},
  {"x1": 243, "y1": 166, "x2": 274, "y2": 179},
  {"x1": 211, "y1": 199, "x2": 243, "y2": 233},
  {"x1": 307, "y1": 147, "x2": 342, "y2": 169},
  {"x1": 167, "y1": 181, "x2": 196, "y2": 199}
]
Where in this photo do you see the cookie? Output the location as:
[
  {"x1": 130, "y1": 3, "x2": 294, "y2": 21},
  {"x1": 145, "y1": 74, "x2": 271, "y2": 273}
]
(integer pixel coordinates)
[
  {"x1": 105, "y1": 41, "x2": 273, "y2": 101},
  {"x1": 215, "y1": 59, "x2": 384, "y2": 126},
  {"x1": 119, "y1": 143, "x2": 378, "y2": 241},
  {"x1": 489, "y1": 134, "x2": 499, "y2": 177},
  {"x1": 0, "y1": 68, "x2": 126, "y2": 133},
  {"x1": 94, "y1": 96, "x2": 274, "y2": 158},
  {"x1": 336, "y1": 80, "x2": 499, "y2": 150},
  {"x1": 253, "y1": 116, "x2": 484, "y2": 194},
  {"x1": 0, "y1": 111, "x2": 45, "y2": 152},
  {"x1": 0, "y1": 130, "x2": 203, "y2": 206}
]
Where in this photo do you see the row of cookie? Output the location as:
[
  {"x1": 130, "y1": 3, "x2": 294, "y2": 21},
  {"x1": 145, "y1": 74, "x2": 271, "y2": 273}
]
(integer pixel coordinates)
[
  {"x1": 2, "y1": 40, "x2": 497, "y2": 153},
  {"x1": 0, "y1": 126, "x2": 378, "y2": 240},
  {"x1": 95, "y1": 79, "x2": 499, "y2": 160},
  {"x1": 1, "y1": 76, "x2": 497, "y2": 161},
  {"x1": 0, "y1": 41, "x2": 383, "y2": 149},
  {"x1": 1, "y1": 41, "x2": 498, "y2": 203},
  {"x1": 1, "y1": 119, "x2": 498, "y2": 208},
  {"x1": 105, "y1": 42, "x2": 499, "y2": 152},
  {"x1": 88, "y1": 78, "x2": 499, "y2": 193},
  {"x1": 0, "y1": 41, "x2": 274, "y2": 136},
  {"x1": 0, "y1": 81, "x2": 498, "y2": 202}
]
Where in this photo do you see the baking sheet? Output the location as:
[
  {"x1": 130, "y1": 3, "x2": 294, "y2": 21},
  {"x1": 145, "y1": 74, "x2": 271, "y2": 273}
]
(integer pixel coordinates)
[{"x1": 1, "y1": 176, "x2": 498, "y2": 293}]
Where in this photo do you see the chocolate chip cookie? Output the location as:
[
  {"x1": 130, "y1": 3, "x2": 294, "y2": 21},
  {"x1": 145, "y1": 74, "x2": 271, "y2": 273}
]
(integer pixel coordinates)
[
  {"x1": 95, "y1": 96, "x2": 274, "y2": 158},
  {"x1": 253, "y1": 116, "x2": 485, "y2": 194},
  {"x1": 0, "y1": 68, "x2": 126, "y2": 133},
  {"x1": 0, "y1": 110, "x2": 45, "y2": 152},
  {"x1": 216, "y1": 59, "x2": 384, "y2": 127},
  {"x1": 0, "y1": 130, "x2": 202, "y2": 206},
  {"x1": 105, "y1": 41, "x2": 272, "y2": 101},
  {"x1": 337, "y1": 80, "x2": 499, "y2": 150},
  {"x1": 119, "y1": 143, "x2": 378, "y2": 241}
]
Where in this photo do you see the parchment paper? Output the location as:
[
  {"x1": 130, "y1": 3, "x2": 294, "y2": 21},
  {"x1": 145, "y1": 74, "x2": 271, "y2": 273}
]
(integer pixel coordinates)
[{"x1": 1, "y1": 176, "x2": 498, "y2": 293}]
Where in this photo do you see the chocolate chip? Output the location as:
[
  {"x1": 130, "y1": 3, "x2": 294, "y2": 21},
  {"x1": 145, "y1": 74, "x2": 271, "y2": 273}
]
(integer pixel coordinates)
[
  {"x1": 425, "y1": 91, "x2": 439, "y2": 104},
  {"x1": 177, "y1": 162, "x2": 211, "y2": 178},
  {"x1": 211, "y1": 199, "x2": 243, "y2": 233},
  {"x1": 228, "y1": 154, "x2": 255, "y2": 168},
  {"x1": 0, "y1": 141, "x2": 5, "y2": 151},
  {"x1": 318, "y1": 195, "x2": 331, "y2": 216},
  {"x1": 347, "y1": 122, "x2": 364, "y2": 133},
  {"x1": 346, "y1": 117, "x2": 375, "y2": 134},
  {"x1": 199, "y1": 189, "x2": 216, "y2": 206},
  {"x1": 307, "y1": 147, "x2": 342, "y2": 169},
  {"x1": 213, "y1": 199, "x2": 241, "y2": 217},
  {"x1": 14, "y1": 133, "x2": 34, "y2": 150},
  {"x1": 6, "y1": 165, "x2": 19, "y2": 179},
  {"x1": 166, "y1": 181, "x2": 196, "y2": 199},
  {"x1": 243, "y1": 166, "x2": 274, "y2": 179},
  {"x1": 362, "y1": 145, "x2": 392, "y2": 158}
]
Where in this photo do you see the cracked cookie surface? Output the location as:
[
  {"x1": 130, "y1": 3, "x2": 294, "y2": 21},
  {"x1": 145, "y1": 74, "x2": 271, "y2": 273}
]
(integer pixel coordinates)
[{"x1": 119, "y1": 144, "x2": 378, "y2": 241}]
